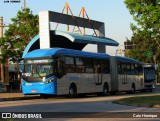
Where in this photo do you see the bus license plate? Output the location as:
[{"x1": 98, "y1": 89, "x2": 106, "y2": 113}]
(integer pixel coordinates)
[{"x1": 31, "y1": 90, "x2": 37, "y2": 92}]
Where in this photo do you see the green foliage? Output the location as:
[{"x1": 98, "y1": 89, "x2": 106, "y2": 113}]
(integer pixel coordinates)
[
  {"x1": 2, "y1": 118, "x2": 15, "y2": 121},
  {"x1": 0, "y1": 8, "x2": 39, "y2": 63},
  {"x1": 124, "y1": 0, "x2": 160, "y2": 64},
  {"x1": 114, "y1": 95, "x2": 160, "y2": 108}
]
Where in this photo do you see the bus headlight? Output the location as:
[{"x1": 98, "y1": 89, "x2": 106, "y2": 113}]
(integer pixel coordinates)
[
  {"x1": 45, "y1": 78, "x2": 55, "y2": 84},
  {"x1": 152, "y1": 83, "x2": 156, "y2": 89},
  {"x1": 43, "y1": 77, "x2": 46, "y2": 81}
]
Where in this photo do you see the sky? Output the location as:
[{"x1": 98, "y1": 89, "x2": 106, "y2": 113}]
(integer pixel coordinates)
[{"x1": 0, "y1": 0, "x2": 135, "y2": 55}]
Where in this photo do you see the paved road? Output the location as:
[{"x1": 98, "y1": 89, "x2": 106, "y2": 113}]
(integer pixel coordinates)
[
  {"x1": 0, "y1": 86, "x2": 159, "y2": 120},
  {"x1": 0, "y1": 94, "x2": 160, "y2": 112},
  {"x1": 0, "y1": 88, "x2": 160, "y2": 121}
]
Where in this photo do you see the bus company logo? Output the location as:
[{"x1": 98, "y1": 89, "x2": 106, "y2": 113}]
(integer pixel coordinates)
[
  {"x1": 3, "y1": 0, "x2": 21, "y2": 3},
  {"x1": 2, "y1": 113, "x2": 11, "y2": 118}
]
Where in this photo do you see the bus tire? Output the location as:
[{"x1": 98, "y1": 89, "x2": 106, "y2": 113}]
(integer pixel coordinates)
[
  {"x1": 69, "y1": 84, "x2": 77, "y2": 98},
  {"x1": 131, "y1": 84, "x2": 135, "y2": 94},
  {"x1": 103, "y1": 83, "x2": 109, "y2": 96}
]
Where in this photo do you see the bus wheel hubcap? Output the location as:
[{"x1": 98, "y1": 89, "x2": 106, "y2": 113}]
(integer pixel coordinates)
[
  {"x1": 104, "y1": 86, "x2": 108, "y2": 95},
  {"x1": 70, "y1": 88, "x2": 74, "y2": 95}
]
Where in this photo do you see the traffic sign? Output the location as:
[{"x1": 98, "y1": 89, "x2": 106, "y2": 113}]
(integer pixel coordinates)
[{"x1": 146, "y1": 51, "x2": 153, "y2": 59}]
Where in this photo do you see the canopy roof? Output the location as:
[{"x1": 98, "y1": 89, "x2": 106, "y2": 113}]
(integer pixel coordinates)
[
  {"x1": 54, "y1": 30, "x2": 119, "y2": 46},
  {"x1": 23, "y1": 30, "x2": 119, "y2": 58}
]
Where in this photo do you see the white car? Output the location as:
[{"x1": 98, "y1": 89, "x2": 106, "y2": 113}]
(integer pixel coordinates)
[{"x1": 0, "y1": 83, "x2": 7, "y2": 92}]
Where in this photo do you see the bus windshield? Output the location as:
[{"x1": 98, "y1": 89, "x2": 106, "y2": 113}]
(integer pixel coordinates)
[
  {"x1": 144, "y1": 68, "x2": 155, "y2": 80},
  {"x1": 24, "y1": 64, "x2": 54, "y2": 77},
  {"x1": 23, "y1": 59, "x2": 54, "y2": 78}
]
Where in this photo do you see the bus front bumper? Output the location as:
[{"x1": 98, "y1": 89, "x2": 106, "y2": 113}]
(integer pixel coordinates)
[{"x1": 22, "y1": 82, "x2": 57, "y2": 95}]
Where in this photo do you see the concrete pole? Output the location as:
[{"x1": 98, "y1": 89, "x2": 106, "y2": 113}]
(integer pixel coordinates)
[
  {"x1": 97, "y1": 24, "x2": 106, "y2": 53},
  {"x1": 0, "y1": 17, "x2": 4, "y2": 83}
]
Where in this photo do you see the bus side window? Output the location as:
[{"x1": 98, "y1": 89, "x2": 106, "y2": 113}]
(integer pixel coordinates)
[
  {"x1": 65, "y1": 56, "x2": 76, "y2": 73},
  {"x1": 135, "y1": 64, "x2": 138, "y2": 75},
  {"x1": 131, "y1": 64, "x2": 135, "y2": 75},
  {"x1": 84, "y1": 58, "x2": 93, "y2": 73},
  {"x1": 138, "y1": 65, "x2": 143, "y2": 75},
  {"x1": 75, "y1": 58, "x2": 84, "y2": 73},
  {"x1": 127, "y1": 64, "x2": 131, "y2": 75},
  {"x1": 55, "y1": 57, "x2": 65, "y2": 78},
  {"x1": 118, "y1": 62, "x2": 122, "y2": 74},
  {"x1": 100, "y1": 60, "x2": 110, "y2": 74},
  {"x1": 121, "y1": 63, "x2": 126, "y2": 75},
  {"x1": 93, "y1": 60, "x2": 99, "y2": 74}
]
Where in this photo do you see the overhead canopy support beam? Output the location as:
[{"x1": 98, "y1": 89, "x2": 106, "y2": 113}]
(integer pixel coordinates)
[{"x1": 48, "y1": 11, "x2": 104, "y2": 29}]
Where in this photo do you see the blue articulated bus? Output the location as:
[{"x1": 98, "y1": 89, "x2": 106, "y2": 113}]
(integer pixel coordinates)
[{"x1": 21, "y1": 48, "x2": 144, "y2": 97}]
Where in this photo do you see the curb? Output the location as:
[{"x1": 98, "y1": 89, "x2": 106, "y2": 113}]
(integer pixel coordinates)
[
  {"x1": 113, "y1": 101, "x2": 151, "y2": 108},
  {"x1": 0, "y1": 96, "x2": 41, "y2": 102}
]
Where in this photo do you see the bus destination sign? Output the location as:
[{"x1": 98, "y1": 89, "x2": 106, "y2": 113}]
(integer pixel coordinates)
[{"x1": 26, "y1": 59, "x2": 54, "y2": 64}]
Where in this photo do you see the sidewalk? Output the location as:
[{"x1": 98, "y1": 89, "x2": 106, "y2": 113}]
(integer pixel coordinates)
[{"x1": 0, "y1": 92, "x2": 40, "y2": 101}]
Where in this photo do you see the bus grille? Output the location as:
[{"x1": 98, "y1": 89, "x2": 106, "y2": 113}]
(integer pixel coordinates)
[{"x1": 22, "y1": 77, "x2": 42, "y2": 82}]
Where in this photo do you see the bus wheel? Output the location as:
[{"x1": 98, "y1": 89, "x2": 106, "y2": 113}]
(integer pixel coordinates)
[
  {"x1": 131, "y1": 84, "x2": 135, "y2": 94},
  {"x1": 69, "y1": 84, "x2": 77, "y2": 98},
  {"x1": 103, "y1": 84, "x2": 109, "y2": 96}
]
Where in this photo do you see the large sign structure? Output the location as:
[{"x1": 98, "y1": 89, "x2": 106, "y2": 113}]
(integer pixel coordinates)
[
  {"x1": 23, "y1": 5, "x2": 119, "y2": 57},
  {"x1": 39, "y1": 10, "x2": 115, "y2": 53}
]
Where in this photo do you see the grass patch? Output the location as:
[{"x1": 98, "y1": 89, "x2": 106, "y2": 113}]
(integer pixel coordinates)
[
  {"x1": 1, "y1": 119, "x2": 14, "y2": 121},
  {"x1": 114, "y1": 95, "x2": 160, "y2": 108}
]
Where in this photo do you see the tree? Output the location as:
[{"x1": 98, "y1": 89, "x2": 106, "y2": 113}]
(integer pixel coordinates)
[
  {"x1": 124, "y1": 0, "x2": 160, "y2": 64},
  {"x1": 0, "y1": 8, "x2": 39, "y2": 63}
]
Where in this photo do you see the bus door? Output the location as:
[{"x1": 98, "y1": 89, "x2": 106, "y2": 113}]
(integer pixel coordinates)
[{"x1": 94, "y1": 62, "x2": 102, "y2": 85}]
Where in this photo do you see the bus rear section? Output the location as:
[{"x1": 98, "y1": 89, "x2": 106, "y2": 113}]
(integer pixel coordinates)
[
  {"x1": 110, "y1": 56, "x2": 144, "y2": 93},
  {"x1": 143, "y1": 64, "x2": 156, "y2": 92},
  {"x1": 21, "y1": 58, "x2": 57, "y2": 96}
]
